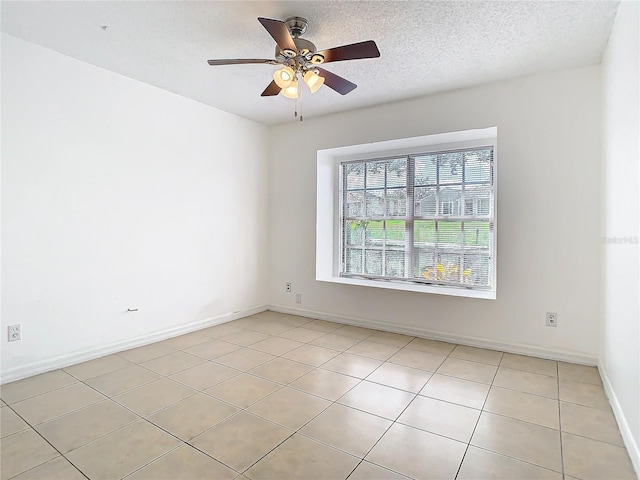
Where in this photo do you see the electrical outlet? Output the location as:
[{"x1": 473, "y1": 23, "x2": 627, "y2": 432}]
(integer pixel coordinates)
[
  {"x1": 286, "y1": 282, "x2": 292, "y2": 293},
  {"x1": 546, "y1": 312, "x2": 558, "y2": 327},
  {"x1": 8, "y1": 324, "x2": 21, "y2": 342},
  {"x1": 295, "y1": 293, "x2": 302, "y2": 304}
]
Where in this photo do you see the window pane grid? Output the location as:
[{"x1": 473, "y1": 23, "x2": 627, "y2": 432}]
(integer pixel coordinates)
[{"x1": 341, "y1": 146, "x2": 493, "y2": 290}]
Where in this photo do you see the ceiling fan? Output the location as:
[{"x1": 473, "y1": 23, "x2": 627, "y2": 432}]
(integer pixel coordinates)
[{"x1": 207, "y1": 16, "x2": 380, "y2": 100}]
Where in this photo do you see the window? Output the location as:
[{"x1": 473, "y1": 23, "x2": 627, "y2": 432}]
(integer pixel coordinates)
[
  {"x1": 464, "y1": 199, "x2": 474, "y2": 216},
  {"x1": 340, "y1": 145, "x2": 494, "y2": 291},
  {"x1": 317, "y1": 127, "x2": 497, "y2": 299},
  {"x1": 440, "y1": 201, "x2": 454, "y2": 216},
  {"x1": 477, "y1": 197, "x2": 490, "y2": 216}
]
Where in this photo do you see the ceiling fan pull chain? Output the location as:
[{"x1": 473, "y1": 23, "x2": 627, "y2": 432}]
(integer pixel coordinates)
[{"x1": 299, "y1": 82, "x2": 304, "y2": 122}]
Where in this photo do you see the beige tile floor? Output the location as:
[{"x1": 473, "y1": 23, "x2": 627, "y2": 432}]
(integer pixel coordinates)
[{"x1": 0, "y1": 311, "x2": 636, "y2": 480}]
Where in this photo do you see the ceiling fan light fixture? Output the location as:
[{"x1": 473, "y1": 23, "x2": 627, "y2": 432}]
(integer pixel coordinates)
[
  {"x1": 273, "y1": 66, "x2": 295, "y2": 88},
  {"x1": 281, "y1": 79, "x2": 299, "y2": 99},
  {"x1": 282, "y1": 48, "x2": 297, "y2": 58},
  {"x1": 310, "y1": 53, "x2": 325, "y2": 64},
  {"x1": 303, "y1": 70, "x2": 325, "y2": 93}
]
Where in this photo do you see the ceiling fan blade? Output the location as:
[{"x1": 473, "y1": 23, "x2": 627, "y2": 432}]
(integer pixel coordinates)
[
  {"x1": 208, "y1": 59, "x2": 278, "y2": 66},
  {"x1": 258, "y1": 17, "x2": 297, "y2": 53},
  {"x1": 317, "y1": 40, "x2": 380, "y2": 63},
  {"x1": 261, "y1": 80, "x2": 281, "y2": 97},
  {"x1": 316, "y1": 68, "x2": 357, "y2": 95}
]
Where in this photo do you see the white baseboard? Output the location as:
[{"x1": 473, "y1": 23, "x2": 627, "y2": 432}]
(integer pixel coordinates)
[
  {"x1": 0, "y1": 305, "x2": 267, "y2": 384},
  {"x1": 1, "y1": 302, "x2": 598, "y2": 382},
  {"x1": 269, "y1": 304, "x2": 598, "y2": 365},
  {"x1": 598, "y1": 359, "x2": 640, "y2": 478}
]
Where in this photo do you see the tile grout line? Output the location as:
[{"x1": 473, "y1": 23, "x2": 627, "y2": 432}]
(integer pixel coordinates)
[
  {"x1": 50, "y1": 371, "x2": 203, "y2": 479},
  {"x1": 343, "y1": 343, "x2": 462, "y2": 480},
  {"x1": 223, "y1": 325, "x2": 419, "y2": 478},
  {"x1": 453, "y1": 351, "x2": 503, "y2": 480},
  {"x1": 345, "y1": 391, "x2": 421, "y2": 480},
  {"x1": 137, "y1": 322, "x2": 357, "y2": 424},
  {"x1": 119, "y1": 443, "x2": 186, "y2": 480},
  {"x1": 70, "y1": 379, "x2": 188, "y2": 475},
  {"x1": 132, "y1": 323, "x2": 352, "y2": 477},
  {"x1": 2, "y1": 403, "x2": 90, "y2": 480},
  {"x1": 0, "y1": 381, "x2": 81, "y2": 407},
  {"x1": 465, "y1": 444, "x2": 568, "y2": 475},
  {"x1": 68, "y1": 368, "x2": 279, "y2": 480},
  {"x1": 453, "y1": 353, "x2": 566, "y2": 475},
  {"x1": 557, "y1": 360, "x2": 566, "y2": 480}
]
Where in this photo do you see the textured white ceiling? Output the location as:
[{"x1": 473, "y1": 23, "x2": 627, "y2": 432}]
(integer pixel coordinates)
[{"x1": 1, "y1": 1, "x2": 618, "y2": 125}]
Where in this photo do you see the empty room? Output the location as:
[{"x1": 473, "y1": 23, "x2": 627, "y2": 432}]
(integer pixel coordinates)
[{"x1": 1, "y1": 1, "x2": 638, "y2": 479}]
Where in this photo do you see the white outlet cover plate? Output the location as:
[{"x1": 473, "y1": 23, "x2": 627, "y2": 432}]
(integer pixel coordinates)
[{"x1": 8, "y1": 325, "x2": 21, "y2": 341}]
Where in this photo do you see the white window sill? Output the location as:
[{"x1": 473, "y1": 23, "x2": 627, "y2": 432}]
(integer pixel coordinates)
[{"x1": 317, "y1": 274, "x2": 496, "y2": 299}]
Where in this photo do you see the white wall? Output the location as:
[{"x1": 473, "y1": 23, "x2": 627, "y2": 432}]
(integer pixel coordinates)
[
  {"x1": 269, "y1": 66, "x2": 602, "y2": 361},
  {"x1": 601, "y1": 0, "x2": 640, "y2": 469},
  {"x1": 1, "y1": 34, "x2": 269, "y2": 378}
]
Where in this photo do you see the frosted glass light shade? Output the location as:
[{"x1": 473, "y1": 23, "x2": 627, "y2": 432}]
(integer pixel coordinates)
[
  {"x1": 281, "y1": 81, "x2": 299, "y2": 99},
  {"x1": 274, "y1": 66, "x2": 295, "y2": 89},
  {"x1": 303, "y1": 71, "x2": 325, "y2": 93}
]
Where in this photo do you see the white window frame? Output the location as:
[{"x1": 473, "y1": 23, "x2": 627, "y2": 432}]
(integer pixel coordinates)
[{"x1": 317, "y1": 128, "x2": 497, "y2": 299}]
